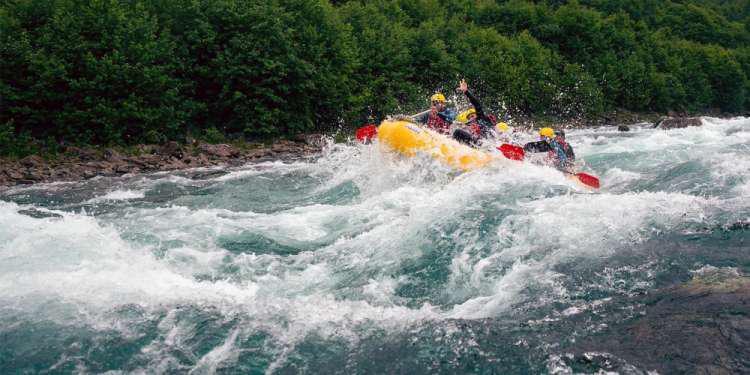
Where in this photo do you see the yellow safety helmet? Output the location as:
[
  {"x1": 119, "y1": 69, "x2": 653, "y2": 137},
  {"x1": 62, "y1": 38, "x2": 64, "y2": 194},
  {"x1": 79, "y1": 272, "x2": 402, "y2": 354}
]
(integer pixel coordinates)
[
  {"x1": 430, "y1": 93, "x2": 446, "y2": 103},
  {"x1": 457, "y1": 110, "x2": 468, "y2": 123},
  {"x1": 539, "y1": 127, "x2": 555, "y2": 138},
  {"x1": 496, "y1": 122, "x2": 510, "y2": 132},
  {"x1": 456, "y1": 108, "x2": 476, "y2": 123}
]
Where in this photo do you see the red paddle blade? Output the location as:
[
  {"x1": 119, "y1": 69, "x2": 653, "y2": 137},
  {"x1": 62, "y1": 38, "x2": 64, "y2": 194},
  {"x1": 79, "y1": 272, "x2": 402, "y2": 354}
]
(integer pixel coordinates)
[
  {"x1": 355, "y1": 124, "x2": 378, "y2": 143},
  {"x1": 576, "y1": 172, "x2": 600, "y2": 189},
  {"x1": 498, "y1": 144, "x2": 525, "y2": 161}
]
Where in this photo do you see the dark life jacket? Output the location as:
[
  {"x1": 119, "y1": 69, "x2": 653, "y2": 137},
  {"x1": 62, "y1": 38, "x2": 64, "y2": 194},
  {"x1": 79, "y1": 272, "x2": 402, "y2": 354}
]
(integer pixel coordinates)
[{"x1": 524, "y1": 138, "x2": 571, "y2": 169}]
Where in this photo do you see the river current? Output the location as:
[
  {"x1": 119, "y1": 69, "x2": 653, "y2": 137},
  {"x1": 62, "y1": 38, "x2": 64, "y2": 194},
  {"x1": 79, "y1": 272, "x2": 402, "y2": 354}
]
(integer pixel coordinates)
[{"x1": 1, "y1": 118, "x2": 748, "y2": 373}]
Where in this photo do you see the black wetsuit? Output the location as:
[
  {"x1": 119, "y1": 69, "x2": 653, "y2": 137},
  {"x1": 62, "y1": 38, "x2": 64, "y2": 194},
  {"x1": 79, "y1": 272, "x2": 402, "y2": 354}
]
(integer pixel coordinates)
[
  {"x1": 562, "y1": 141, "x2": 575, "y2": 160},
  {"x1": 453, "y1": 91, "x2": 495, "y2": 146},
  {"x1": 524, "y1": 139, "x2": 575, "y2": 160},
  {"x1": 524, "y1": 138, "x2": 575, "y2": 170}
]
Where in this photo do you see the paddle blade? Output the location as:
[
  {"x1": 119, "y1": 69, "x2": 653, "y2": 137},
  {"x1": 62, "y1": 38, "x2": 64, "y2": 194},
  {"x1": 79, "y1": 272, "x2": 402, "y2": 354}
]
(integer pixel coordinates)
[
  {"x1": 498, "y1": 144, "x2": 525, "y2": 161},
  {"x1": 355, "y1": 124, "x2": 378, "y2": 143},
  {"x1": 576, "y1": 172, "x2": 600, "y2": 189}
]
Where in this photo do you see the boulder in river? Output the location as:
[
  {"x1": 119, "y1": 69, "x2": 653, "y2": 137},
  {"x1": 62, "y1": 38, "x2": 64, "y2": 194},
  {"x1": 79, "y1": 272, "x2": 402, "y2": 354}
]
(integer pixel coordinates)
[
  {"x1": 570, "y1": 267, "x2": 750, "y2": 374},
  {"x1": 654, "y1": 117, "x2": 702, "y2": 129}
]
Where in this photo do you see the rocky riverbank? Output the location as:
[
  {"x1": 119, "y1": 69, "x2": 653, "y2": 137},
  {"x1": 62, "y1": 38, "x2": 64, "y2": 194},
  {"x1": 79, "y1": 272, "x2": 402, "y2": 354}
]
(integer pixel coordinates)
[{"x1": 0, "y1": 136, "x2": 325, "y2": 187}]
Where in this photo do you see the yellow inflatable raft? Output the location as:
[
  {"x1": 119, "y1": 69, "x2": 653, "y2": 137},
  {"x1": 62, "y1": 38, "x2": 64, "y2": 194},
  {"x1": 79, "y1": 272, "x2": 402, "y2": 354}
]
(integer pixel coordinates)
[
  {"x1": 376, "y1": 120, "x2": 494, "y2": 171},
  {"x1": 373, "y1": 120, "x2": 600, "y2": 188}
]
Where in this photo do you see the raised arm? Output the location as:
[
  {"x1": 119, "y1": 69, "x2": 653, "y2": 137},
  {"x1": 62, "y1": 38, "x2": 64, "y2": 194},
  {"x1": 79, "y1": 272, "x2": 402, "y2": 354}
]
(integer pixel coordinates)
[{"x1": 458, "y1": 79, "x2": 490, "y2": 124}]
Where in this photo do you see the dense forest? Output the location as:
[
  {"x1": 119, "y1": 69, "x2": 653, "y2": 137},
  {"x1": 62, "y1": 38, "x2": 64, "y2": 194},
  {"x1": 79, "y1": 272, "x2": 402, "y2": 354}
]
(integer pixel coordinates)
[{"x1": 2, "y1": 0, "x2": 750, "y2": 156}]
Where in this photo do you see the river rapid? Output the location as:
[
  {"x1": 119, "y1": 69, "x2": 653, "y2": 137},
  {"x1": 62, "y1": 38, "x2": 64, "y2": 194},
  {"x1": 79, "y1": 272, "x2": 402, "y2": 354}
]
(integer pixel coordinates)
[{"x1": 1, "y1": 118, "x2": 748, "y2": 373}]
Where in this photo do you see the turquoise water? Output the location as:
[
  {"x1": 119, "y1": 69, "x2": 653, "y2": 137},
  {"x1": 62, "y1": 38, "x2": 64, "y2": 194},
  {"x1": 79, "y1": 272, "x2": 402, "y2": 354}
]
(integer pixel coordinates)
[{"x1": 1, "y1": 118, "x2": 748, "y2": 373}]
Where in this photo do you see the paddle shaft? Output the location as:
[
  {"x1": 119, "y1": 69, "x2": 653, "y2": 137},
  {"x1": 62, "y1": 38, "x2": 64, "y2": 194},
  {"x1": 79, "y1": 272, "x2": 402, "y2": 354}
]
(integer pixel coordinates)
[{"x1": 409, "y1": 109, "x2": 431, "y2": 121}]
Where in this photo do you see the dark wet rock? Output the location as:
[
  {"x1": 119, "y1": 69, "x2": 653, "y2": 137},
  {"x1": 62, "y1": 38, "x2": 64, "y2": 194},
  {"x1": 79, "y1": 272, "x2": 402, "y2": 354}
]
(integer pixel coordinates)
[
  {"x1": 126, "y1": 155, "x2": 160, "y2": 168},
  {"x1": 65, "y1": 146, "x2": 98, "y2": 161},
  {"x1": 20, "y1": 155, "x2": 44, "y2": 168},
  {"x1": 247, "y1": 148, "x2": 272, "y2": 159},
  {"x1": 17, "y1": 208, "x2": 63, "y2": 219},
  {"x1": 617, "y1": 125, "x2": 630, "y2": 132},
  {"x1": 23, "y1": 168, "x2": 46, "y2": 181},
  {"x1": 198, "y1": 143, "x2": 238, "y2": 158},
  {"x1": 225, "y1": 158, "x2": 243, "y2": 167},
  {"x1": 158, "y1": 141, "x2": 183, "y2": 159},
  {"x1": 191, "y1": 154, "x2": 210, "y2": 166},
  {"x1": 188, "y1": 169, "x2": 228, "y2": 180},
  {"x1": 137, "y1": 144, "x2": 158, "y2": 154},
  {"x1": 115, "y1": 164, "x2": 138, "y2": 174},
  {"x1": 103, "y1": 148, "x2": 122, "y2": 161},
  {"x1": 571, "y1": 269, "x2": 750, "y2": 374},
  {"x1": 165, "y1": 157, "x2": 187, "y2": 170},
  {"x1": 21, "y1": 171, "x2": 37, "y2": 180},
  {"x1": 726, "y1": 220, "x2": 750, "y2": 231},
  {"x1": 5, "y1": 168, "x2": 24, "y2": 180},
  {"x1": 52, "y1": 169, "x2": 73, "y2": 179},
  {"x1": 655, "y1": 117, "x2": 702, "y2": 129},
  {"x1": 82, "y1": 169, "x2": 98, "y2": 179},
  {"x1": 667, "y1": 110, "x2": 683, "y2": 117},
  {"x1": 295, "y1": 133, "x2": 326, "y2": 147}
]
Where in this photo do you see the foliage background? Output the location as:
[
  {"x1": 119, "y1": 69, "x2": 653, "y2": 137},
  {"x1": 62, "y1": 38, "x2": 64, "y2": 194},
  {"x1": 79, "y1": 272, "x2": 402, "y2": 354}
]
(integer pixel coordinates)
[{"x1": 2, "y1": 0, "x2": 749, "y2": 155}]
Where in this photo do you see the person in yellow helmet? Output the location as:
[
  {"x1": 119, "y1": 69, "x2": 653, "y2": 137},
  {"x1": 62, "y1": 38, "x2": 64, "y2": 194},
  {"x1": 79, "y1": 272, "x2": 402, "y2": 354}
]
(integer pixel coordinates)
[
  {"x1": 456, "y1": 108, "x2": 476, "y2": 124},
  {"x1": 495, "y1": 121, "x2": 522, "y2": 145},
  {"x1": 413, "y1": 92, "x2": 457, "y2": 134},
  {"x1": 523, "y1": 127, "x2": 573, "y2": 170},
  {"x1": 452, "y1": 79, "x2": 500, "y2": 146},
  {"x1": 496, "y1": 122, "x2": 510, "y2": 133}
]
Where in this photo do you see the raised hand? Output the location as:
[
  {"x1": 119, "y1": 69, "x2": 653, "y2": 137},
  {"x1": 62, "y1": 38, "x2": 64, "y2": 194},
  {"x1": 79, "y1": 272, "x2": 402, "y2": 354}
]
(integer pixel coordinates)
[{"x1": 458, "y1": 79, "x2": 468, "y2": 93}]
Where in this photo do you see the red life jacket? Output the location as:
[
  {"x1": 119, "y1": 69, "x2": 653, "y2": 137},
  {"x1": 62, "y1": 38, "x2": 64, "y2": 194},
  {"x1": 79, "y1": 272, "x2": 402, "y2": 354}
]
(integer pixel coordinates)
[
  {"x1": 467, "y1": 113, "x2": 497, "y2": 137},
  {"x1": 426, "y1": 110, "x2": 451, "y2": 134},
  {"x1": 468, "y1": 123, "x2": 482, "y2": 136}
]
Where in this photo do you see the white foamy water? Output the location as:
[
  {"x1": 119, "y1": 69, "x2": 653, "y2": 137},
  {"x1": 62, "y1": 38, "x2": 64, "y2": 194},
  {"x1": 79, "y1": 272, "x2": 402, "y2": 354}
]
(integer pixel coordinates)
[
  {"x1": 1, "y1": 117, "x2": 748, "y2": 372},
  {"x1": 86, "y1": 189, "x2": 146, "y2": 203}
]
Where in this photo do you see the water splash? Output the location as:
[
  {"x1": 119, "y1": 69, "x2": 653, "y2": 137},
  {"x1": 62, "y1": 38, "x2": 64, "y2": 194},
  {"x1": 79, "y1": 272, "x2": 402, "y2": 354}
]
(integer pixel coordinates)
[{"x1": 1, "y1": 117, "x2": 748, "y2": 373}]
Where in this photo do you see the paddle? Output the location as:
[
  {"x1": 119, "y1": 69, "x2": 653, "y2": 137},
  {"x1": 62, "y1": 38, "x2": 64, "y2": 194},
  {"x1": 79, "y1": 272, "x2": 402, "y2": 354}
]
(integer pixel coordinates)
[
  {"x1": 355, "y1": 124, "x2": 377, "y2": 142},
  {"x1": 354, "y1": 110, "x2": 432, "y2": 143},
  {"x1": 497, "y1": 143, "x2": 525, "y2": 161},
  {"x1": 496, "y1": 143, "x2": 601, "y2": 189},
  {"x1": 573, "y1": 172, "x2": 600, "y2": 189}
]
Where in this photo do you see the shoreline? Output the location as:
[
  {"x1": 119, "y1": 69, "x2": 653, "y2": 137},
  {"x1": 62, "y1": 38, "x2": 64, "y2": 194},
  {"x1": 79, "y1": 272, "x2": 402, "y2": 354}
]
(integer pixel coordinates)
[
  {"x1": 0, "y1": 136, "x2": 325, "y2": 188},
  {"x1": 0, "y1": 113, "x2": 714, "y2": 188}
]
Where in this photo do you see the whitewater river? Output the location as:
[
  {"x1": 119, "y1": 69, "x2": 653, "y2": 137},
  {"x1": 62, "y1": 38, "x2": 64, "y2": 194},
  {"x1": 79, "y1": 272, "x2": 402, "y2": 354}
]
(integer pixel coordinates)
[{"x1": 1, "y1": 118, "x2": 748, "y2": 373}]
